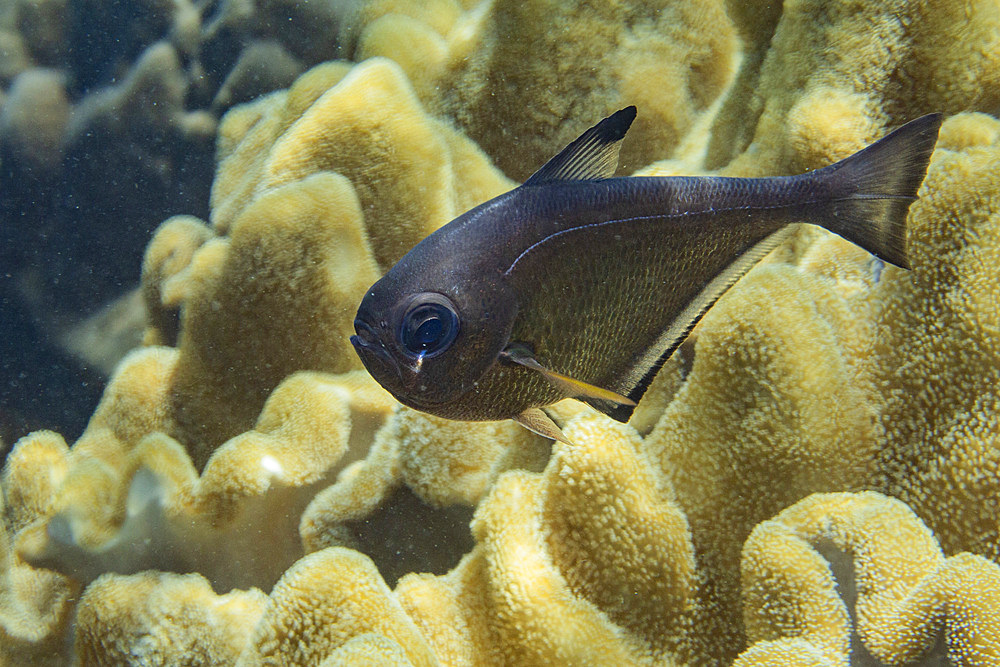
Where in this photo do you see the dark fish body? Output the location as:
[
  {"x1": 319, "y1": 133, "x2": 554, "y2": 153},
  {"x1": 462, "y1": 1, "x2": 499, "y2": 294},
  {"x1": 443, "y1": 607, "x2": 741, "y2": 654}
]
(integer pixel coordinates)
[{"x1": 352, "y1": 108, "x2": 942, "y2": 440}]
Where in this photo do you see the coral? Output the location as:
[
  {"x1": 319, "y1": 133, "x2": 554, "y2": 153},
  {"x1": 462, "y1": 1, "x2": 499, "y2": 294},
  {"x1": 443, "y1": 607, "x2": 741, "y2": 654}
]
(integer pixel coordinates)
[
  {"x1": 735, "y1": 492, "x2": 1000, "y2": 666},
  {"x1": 352, "y1": 0, "x2": 739, "y2": 179},
  {"x1": 0, "y1": 0, "x2": 377, "y2": 445},
  {"x1": 172, "y1": 56, "x2": 511, "y2": 455},
  {"x1": 707, "y1": 0, "x2": 1000, "y2": 174},
  {"x1": 169, "y1": 172, "x2": 381, "y2": 459},
  {"x1": 140, "y1": 215, "x2": 215, "y2": 347},
  {"x1": 300, "y1": 407, "x2": 550, "y2": 585},
  {"x1": 396, "y1": 413, "x2": 697, "y2": 665},
  {"x1": 211, "y1": 40, "x2": 304, "y2": 111},
  {"x1": 2, "y1": 53, "x2": 521, "y2": 639},
  {"x1": 237, "y1": 548, "x2": 436, "y2": 666},
  {"x1": 0, "y1": 68, "x2": 69, "y2": 172},
  {"x1": 867, "y1": 112, "x2": 1000, "y2": 561},
  {"x1": 7, "y1": 358, "x2": 397, "y2": 591},
  {"x1": 210, "y1": 57, "x2": 512, "y2": 262},
  {"x1": 319, "y1": 633, "x2": 417, "y2": 666},
  {"x1": 74, "y1": 571, "x2": 267, "y2": 666},
  {"x1": 0, "y1": 452, "x2": 78, "y2": 666},
  {"x1": 640, "y1": 261, "x2": 880, "y2": 661}
]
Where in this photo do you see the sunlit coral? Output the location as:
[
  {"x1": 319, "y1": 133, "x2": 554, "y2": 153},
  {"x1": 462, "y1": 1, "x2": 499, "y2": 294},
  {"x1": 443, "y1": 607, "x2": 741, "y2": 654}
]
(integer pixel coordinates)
[
  {"x1": 397, "y1": 413, "x2": 697, "y2": 665},
  {"x1": 708, "y1": 0, "x2": 1000, "y2": 175},
  {"x1": 0, "y1": 477, "x2": 77, "y2": 666},
  {"x1": 736, "y1": 492, "x2": 1000, "y2": 666},
  {"x1": 74, "y1": 571, "x2": 266, "y2": 666},
  {"x1": 867, "y1": 112, "x2": 1000, "y2": 561},
  {"x1": 299, "y1": 408, "x2": 549, "y2": 585},
  {"x1": 9, "y1": 363, "x2": 395, "y2": 591},
  {"x1": 640, "y1": 261, "x2": 880, "y2": 661},
  {"x1": 237, "y1": 547, "x2": 436, "y2": 666},
  {"x1": 353, "y1": 0, "x2": 739, "y2": 178}
]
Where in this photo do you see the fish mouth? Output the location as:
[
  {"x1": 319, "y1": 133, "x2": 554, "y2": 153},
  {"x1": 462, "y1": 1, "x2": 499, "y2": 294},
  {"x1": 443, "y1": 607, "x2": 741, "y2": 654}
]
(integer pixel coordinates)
[
  {"x1": 352, "y1": 319, "x2": 446, "y2": 405},
  {"x1": 351, "y1": 319, "x2": 405, "y2": 384}
]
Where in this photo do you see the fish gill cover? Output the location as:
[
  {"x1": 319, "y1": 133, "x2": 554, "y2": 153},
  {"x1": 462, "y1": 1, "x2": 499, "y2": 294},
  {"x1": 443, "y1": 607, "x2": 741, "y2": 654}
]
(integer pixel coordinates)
[{"x1": 0, "y1": 0, "x2": 999, "y2": 665}]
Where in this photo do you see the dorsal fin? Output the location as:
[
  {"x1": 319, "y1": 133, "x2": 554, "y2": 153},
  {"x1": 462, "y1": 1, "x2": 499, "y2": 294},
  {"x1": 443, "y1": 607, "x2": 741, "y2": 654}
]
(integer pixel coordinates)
[{"x1": 523, "y1": 106, "x2": 636, "y2": 186}]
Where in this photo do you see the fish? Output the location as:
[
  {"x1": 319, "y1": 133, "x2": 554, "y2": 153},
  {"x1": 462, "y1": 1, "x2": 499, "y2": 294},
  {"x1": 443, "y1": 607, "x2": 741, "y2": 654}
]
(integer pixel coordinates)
[{"x1": 351, "y1": 107, "x2": 942, "y2": 443}]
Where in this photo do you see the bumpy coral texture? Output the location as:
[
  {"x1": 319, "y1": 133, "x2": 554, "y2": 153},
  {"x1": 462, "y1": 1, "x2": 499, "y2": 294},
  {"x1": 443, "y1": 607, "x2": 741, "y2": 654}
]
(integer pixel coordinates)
[
  {"x1": 74, "y1": 571, "x2": 267, "y2": 666},
  {"x1": 707, "y1": 0, "x2": 1000, "y2": 175},
  {"x1": 1, "y1": 50, "x2": 517, "y2": 646},
  {"x1": 9, "y1": 356, "x2": 392, "y2": 592},
  {"x1": 347, "y1": 414, "x2": 698, "y2": 666},
  {"x1": 639, "y1": 259, "x2": 881, "y2": 661},
  {"x1": 736, "y1": 492, "x2": 1000, "y2": 666},
  {"x1": 2, "y1": 0, "x2": 1000, "y2": 664},
  {"x1": 867, "y1": 114, "x2": 1000, "y2": 563},
  {"x1": 350, "y1": 0, "x2": 739, "y2": 178},
  {"x1": 0, "y1": 445, "x2": 78, "y2": 666},
  {"x1": 138, "y1": 55, "x2": 510, "y2": 463},
  {"x1": 0, "y1": 50, "x2": 537, "y2": 664}
]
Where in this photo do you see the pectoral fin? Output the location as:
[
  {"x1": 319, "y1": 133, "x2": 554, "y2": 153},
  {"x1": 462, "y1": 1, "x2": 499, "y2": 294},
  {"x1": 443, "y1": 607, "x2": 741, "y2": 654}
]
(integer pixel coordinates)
[
  {"x1": 502, "y1": 345, "x2": 637, "y2": 407},
  {"x1": 514, "y1": 408, "x2": 572, "y2": 444}
]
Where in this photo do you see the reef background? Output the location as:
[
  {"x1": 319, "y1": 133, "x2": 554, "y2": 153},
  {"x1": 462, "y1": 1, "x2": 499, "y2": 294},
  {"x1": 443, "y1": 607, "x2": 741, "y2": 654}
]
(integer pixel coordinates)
[{"x1": 2, "y1": 0, "x2": 999, "y2": 665}]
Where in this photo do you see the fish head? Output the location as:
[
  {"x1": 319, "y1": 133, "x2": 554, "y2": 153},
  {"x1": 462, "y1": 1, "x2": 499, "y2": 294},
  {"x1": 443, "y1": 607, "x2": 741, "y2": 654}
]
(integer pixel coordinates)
[{"x1": 351, "y1": 251, "x2": 517, "y2": 415}]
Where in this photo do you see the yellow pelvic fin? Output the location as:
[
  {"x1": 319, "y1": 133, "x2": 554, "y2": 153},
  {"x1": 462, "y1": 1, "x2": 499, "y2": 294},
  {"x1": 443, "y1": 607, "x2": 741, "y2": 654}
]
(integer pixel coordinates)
[
  {"x1": 514, "y1": 408, "x2": 573, "y2": 445},
  {"x1": 503, "y1": 345, "x2": 636, "y2": 406}
]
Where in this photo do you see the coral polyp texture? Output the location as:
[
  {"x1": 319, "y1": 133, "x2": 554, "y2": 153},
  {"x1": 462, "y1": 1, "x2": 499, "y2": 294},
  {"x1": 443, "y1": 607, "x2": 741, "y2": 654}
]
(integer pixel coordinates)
[
  {"x1": 3, "y1": 0, "x2": 1000, "y2": 664},
  {"x1": 735, "y1": 492, "x2": 1000, "y2": 666},
  {"x1": 707, "y1": 0, "x2": 1000, "y2": 176},
  {"x1": 350, "y1": 0, "x2": 739, "y2": 178},
  {"x1": 868, "y1": 113, "x2": 1000, "y2": 562}
]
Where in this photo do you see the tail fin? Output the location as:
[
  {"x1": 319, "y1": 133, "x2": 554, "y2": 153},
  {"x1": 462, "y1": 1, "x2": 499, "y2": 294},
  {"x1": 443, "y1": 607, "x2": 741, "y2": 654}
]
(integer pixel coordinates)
[{"x1": 816, "y1": 113, "x2": 943, "y2": 268}]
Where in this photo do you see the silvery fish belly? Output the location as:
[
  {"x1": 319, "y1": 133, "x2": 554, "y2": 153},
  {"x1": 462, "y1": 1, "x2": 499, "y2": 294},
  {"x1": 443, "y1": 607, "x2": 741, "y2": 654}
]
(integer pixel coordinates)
[{"x1": 351, "y1": 106, "x2": 942, "y2": 443}]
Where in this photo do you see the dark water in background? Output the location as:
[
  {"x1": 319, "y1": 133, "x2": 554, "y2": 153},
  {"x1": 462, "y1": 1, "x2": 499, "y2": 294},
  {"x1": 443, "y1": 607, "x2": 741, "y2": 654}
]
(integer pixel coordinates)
[
  {"x1": 0, "y1": 78, "x2": 213, "y2": 455},
  {"x1": 0, "y1": 0, "x2": 330, "y2": 456}
]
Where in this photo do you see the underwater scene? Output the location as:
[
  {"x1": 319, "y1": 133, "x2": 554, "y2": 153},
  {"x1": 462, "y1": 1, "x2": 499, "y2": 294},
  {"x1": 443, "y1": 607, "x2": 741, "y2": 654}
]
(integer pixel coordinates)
[{"x1": 1, "y1": 0, "x2": 999, "y2": 664}]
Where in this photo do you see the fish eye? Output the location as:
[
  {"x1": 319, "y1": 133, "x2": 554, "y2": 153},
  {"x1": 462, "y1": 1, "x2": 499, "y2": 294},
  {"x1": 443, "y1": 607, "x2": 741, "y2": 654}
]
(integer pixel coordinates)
[{"x1": 398, "y1": 293, "x2": 460, "y2": 359}]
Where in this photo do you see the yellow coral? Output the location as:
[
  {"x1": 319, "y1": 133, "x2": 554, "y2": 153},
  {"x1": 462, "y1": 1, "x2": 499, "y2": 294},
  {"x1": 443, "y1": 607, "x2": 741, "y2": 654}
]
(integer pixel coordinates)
[
  {"x1": 74, "y1": 571, "x2": 266, "y2": 666},
  {"x1": 397, "y1": 413, "x2": 696, "y2": 665},
  {"x1": 140, "y1": 215, "x2": 213, "y2": 347},
  {"x1": 395, "y1": 410, "x2": 549, "y2": 507},
  {"x1": 868, "y1": 113, "x2": 1000, "y2": 561},
  {"x1": 736, "y1": 492, "x2": 1000, "y2": 665},
  {"x1": 4, "y1": 5, "x2": 1000, "y2": 665},
  {"x1": 320, "y1": 633, "x2": 417, "y2": 666},
  {"x1": 642, "y1": 262, "x2": 880, "y2": 661},
  {"x1": 0, "y1": 487, "x2": 77, "y2": 666},
  {"x1": 708, "y1": 0, "x2": 1000, "y2": 175},
  {"x1": 10, "y1": 369, "x2": 396, "y2": 591},
  {"x1": 299, "y1": 407, "x2": 549, "y2": 586},
  {"x1": 351, "y1": 0, "x2": 738, "y2": 178},
  {"x1": 169, "y1": 57, "x2": 512, "y2": 456},
  {"x1": 213, "y1": 57, "x2": 512, "y2": 267},
  {"x1": 357, "y1": 14, "x2": 448, "y2": 101},
  {"x1": 171, "y1": 173, "x2": 381, "y2": 458},
  {"x1": 237, "y1": 547, "x2": 436, "y2": 666},
  {"x1": 2, "y1": 431, "x2": 69, "y2": 534}
]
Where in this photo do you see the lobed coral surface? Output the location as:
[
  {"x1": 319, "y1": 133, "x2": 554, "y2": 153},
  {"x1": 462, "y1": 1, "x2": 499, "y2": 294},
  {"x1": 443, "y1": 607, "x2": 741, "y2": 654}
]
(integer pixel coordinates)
[{"x1": 2, "y1": 0, "x2": 1000, "y2": 664}]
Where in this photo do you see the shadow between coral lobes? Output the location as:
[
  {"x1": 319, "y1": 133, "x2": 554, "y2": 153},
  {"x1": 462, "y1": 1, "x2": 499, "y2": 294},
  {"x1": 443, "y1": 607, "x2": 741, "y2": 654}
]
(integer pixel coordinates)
[{"x1": 347, "y1": 486, "x2": 476, "y2": 587}]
